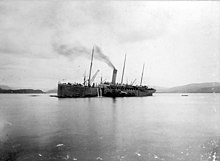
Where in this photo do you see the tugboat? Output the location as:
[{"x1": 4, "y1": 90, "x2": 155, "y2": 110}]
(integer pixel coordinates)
[
  {"x1": 57, "y1": 47, "x2": 99, "y2": 98},
  {"x1": 99, "y1": 55, "x2": 156, "y2": 97}
]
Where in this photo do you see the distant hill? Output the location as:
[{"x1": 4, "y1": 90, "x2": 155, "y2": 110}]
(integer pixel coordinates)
[
  {"x1": 150, "y1": 86, "x2": 169, "y2": 93},
  {"x1": 0, "y1": 85, "x2": 11, "y2": 90},
  {"x1": 0, "y1": 88, "x2": 45, "y2": 94},
  {"x1": 157, "y1": 82, "x2": 220, "y2": 93}
]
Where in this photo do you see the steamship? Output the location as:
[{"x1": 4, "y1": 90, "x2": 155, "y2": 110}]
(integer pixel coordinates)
[
  {"x1": 98, "y1": 55, "x2": 156, "y2": 97},
  {"x1": 57, "y1": 48, "x2": 156, "y2": 98},
  {"x1": 57, "y1": 48, "x2": 98, "y2": 98}
]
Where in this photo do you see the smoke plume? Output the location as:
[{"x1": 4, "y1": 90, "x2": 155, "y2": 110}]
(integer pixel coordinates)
[
  {"x1": 53, "y1": 42, "x2": 115, "y2": 69},
  {"x1": 93, "y1": 45, "x2": 115, "y2": 69}
]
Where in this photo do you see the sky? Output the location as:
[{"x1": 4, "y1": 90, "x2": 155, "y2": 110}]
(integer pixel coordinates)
[{"x1": 0, "y1": 1, "x2": 220, "y2": 90}]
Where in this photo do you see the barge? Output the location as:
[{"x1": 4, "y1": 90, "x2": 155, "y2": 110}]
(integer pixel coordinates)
[{"x1": 57, "y1": 47, "x2": 98, "y2": 98}]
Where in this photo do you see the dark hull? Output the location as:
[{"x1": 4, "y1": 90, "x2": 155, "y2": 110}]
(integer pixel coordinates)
[
  {"x1": 101, "y1": 88, "x2": 156, "y2": 97},
  {"x1": 58, "y1": 84, "x2": 98, "y2": 98}
]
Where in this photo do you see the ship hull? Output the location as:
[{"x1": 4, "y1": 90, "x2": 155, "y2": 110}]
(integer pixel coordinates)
[
  {"x1": 58, "y1": 84, "x2": 98, "y2": 98},
  {"x1": 101, "y1": 88, "x2": 156, "y2": 97}
]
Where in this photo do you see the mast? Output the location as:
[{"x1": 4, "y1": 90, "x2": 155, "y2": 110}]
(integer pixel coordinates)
[
  {"x1": 100, "y1": 74, "x2": 103, "y2": 84},
  {"x1": 140, "y1": 63, "x2": 145, "y2": 86},
  {"x1": 121, "y1": 54, "x2": 126, "y2": 85},
  {"x1": 88, "y1": 47, "x2": 94, "y2": 86},
  {"x1": 83, "y1": 71, "x2": 86, "y2": 86},
  {"x1": 83, "y1": 75, "x2": 86, "y2": 86}
]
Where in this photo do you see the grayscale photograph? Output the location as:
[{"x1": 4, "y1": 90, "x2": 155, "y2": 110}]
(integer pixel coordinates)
[{"x1": 0, "y1": 1, "x2": 220, "y2": 161}]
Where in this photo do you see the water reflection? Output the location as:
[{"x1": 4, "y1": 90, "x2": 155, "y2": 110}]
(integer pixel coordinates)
[{"x1": 112, "y1": 97, "x2": 117, "y2": 104}]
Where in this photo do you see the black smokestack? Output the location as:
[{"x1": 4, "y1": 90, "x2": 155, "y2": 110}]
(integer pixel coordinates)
[
  {"x1": 111, "y1": 69, "x2": 117, "y2": 84},
  {"x1": 52, "y1": 42, "x2": 115, "y2": 69}
]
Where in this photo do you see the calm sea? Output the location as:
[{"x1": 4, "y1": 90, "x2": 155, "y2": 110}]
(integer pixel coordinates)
[{"x1": 0, "y1": 93, "x2": 220, "y2": 161}]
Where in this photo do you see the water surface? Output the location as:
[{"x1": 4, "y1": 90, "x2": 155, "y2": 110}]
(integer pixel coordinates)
[{"x1": 0, "y1": 93, "x2": 220, "y2": 161}]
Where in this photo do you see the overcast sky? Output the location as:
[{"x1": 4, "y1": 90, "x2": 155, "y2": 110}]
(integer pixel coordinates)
[{"x1": 0, "y1": 1, "x2": 219, "y2": 90}]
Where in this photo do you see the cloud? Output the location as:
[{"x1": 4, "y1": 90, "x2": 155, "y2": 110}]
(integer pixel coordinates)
[
  {"x1": 112, "y1": 2, "x2": 172, "y2": 43},
  {"x1": 0, "y1": 1, "x2": 114, "y2": 58},
  {"x1": 0, "y1": 1, "x2": 172, "y2": 59},
  {"x1": 81, "y1": 1, "x2": 116, "y2": 25},
  {"x1": 0, "y1": 1, "x2": 62, "y2": 58},
  {"x1": 76, "y1": 1, "x2": 171, "y2": 43}
]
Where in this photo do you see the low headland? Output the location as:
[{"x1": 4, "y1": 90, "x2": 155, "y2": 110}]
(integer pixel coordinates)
[{"x1": 0, "y1": 87, "x2": 44, "y2": 94}]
